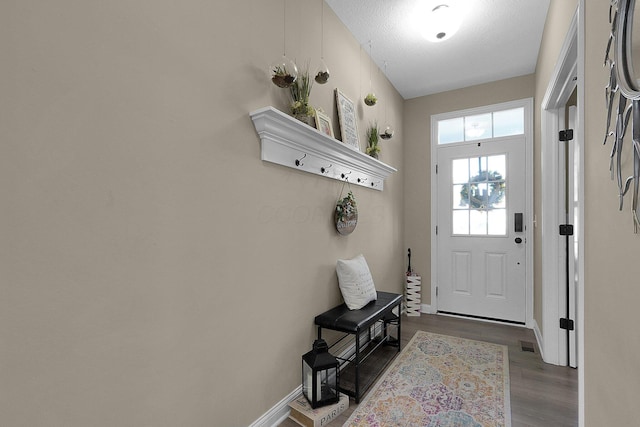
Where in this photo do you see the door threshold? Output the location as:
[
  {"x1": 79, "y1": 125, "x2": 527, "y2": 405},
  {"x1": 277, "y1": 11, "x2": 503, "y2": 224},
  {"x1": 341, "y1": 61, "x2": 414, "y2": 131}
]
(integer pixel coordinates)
[{"x1": 437, "y1": 311, "x2": 526, "y2": 326}]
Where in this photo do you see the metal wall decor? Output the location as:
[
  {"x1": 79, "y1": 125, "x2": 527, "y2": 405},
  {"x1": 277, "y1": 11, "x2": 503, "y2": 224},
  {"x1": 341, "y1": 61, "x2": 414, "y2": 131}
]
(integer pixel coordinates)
[{"x1": 605, "y1": 0, "x2": 640, "y2": 232}]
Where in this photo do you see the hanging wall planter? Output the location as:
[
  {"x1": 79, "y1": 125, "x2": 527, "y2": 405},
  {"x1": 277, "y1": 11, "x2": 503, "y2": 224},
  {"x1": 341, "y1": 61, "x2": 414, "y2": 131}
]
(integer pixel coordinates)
[
  {"x1": 364, "y1": 41, "x2": 377, "y2": 106},
  {"x1": 314, "y1": 0, "x2": 330, "y2": 85},
  {"x1": 271, "y1": 58, "x2": 298, "y2": 88},
  {"x1": 379, "y1": 61, "x2": 394, "y2": 140},
  {"x1": 380, "y1": 126, "x2": 394, "y2": 140},
  {"x1": 270, "y1": 0, "x2": 298, "y2": 89},
  {"x1": 364, "y1": 93, "x2": 377, "y2": 106},
  {"x1": 315, "y1": 66, "x2": 330, "y2": 84},
  {"x1": 335, "y1": 189, "x2": 358, "y2": 235}
]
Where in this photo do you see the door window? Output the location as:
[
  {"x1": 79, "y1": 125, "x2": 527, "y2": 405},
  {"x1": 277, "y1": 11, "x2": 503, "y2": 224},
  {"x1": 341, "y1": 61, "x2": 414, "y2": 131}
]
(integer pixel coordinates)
[{"x1": 451, "y1": 154, "x2": 507, "y2": 236}]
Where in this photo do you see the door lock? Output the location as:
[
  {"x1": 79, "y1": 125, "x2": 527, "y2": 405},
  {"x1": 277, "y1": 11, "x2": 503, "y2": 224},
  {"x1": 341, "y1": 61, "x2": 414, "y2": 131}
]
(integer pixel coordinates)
[
  {"x1": 514, "y1": 213, "x2": 524, "y2": 232},
  {"x1": 515, "y1": 237, "x2": 523, "y2": 244}
]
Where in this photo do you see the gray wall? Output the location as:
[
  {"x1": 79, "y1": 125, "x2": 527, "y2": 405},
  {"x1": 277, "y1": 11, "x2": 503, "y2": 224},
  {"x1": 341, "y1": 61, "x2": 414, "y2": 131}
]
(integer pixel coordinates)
[
  {"x1": 584, "y1": 0, "x2": 640, "y2": 424},
  {"x1": 1, "y1": 1, "x2": 404, "y2": 425}
]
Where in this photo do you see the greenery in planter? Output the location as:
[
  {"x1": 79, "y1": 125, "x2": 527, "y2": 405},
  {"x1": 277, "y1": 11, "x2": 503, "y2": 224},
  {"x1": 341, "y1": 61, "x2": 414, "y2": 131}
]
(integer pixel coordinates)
[
  {"x1": 380, "y1": 125, "x2": 394, "y2": 140},
  {"x1": 289, "y1": 63, "x2": 314, "y2": 116},
  {"x1": 364, "y1": 93, "x2": 377, "y2": 106},
  {"x1": 366, "y1": 122, "x2": 381, "y2": 158},
  {"x1": 271, "y1": 65, "x2": 296, "y2": 88},
  {"x1": 315, "y1": 69, "x2": 330, "y2": 84},
  {"x1": 335, "y1": 191, "x2": 357, "y2": 223}
]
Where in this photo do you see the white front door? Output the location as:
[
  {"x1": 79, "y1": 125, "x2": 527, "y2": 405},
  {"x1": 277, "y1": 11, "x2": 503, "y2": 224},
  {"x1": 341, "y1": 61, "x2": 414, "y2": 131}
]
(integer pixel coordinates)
[{"x1": 437, "y1": 136, "x2": 527, "y2": 323}]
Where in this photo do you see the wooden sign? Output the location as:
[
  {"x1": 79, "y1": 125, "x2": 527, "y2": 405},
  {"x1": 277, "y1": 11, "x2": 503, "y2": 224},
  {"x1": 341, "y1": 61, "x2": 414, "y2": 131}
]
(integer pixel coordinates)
[{"x1": 335, "y1": 88, "x2": 360, "y2": 151}]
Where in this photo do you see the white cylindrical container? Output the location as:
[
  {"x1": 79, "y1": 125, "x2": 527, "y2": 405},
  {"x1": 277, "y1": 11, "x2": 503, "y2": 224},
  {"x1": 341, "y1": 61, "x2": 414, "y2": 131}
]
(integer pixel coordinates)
[{"x1": 405, "y1": 275, "x2": 422, "y2": 316}]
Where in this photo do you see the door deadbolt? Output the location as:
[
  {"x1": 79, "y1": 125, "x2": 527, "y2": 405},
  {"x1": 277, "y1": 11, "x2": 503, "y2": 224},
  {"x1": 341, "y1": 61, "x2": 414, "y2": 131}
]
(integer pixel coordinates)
[{"x1": 515, "y1": 237, "x2": 523, "y2": 244}]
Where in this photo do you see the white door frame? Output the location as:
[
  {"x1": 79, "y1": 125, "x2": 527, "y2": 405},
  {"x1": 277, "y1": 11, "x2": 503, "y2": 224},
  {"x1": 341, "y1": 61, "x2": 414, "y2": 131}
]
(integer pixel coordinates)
[
  {"x1": 566, "y1": 105, "x2": 578, "y2": 368},
  {"x1": 540, "y1": 5, "x2": 584, "y2": 424},
  {"x1": 539, "y1": 8, "x2": 580, "y2": 366},
  {"x1": 430, "y1": 98, "x2": 534, "y2": 328}
]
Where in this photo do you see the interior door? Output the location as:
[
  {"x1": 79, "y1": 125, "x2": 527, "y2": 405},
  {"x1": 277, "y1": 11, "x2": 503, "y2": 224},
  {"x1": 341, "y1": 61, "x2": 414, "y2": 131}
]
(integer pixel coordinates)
[{"x1": 437, "y1": 136, "x2": 527, "y2": 323}]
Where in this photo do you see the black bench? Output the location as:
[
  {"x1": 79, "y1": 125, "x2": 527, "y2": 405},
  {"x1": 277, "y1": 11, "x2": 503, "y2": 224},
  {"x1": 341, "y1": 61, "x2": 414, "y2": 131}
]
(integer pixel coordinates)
[{"x1": 314, "y1": 291, "x2": 402, "y2": 402}]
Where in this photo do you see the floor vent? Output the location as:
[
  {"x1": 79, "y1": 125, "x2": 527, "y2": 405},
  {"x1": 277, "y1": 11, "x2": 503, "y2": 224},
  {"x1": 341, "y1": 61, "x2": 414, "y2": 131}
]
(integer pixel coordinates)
[{"x1": 520, "y1": 341, "x2": 535, "y2": 353}]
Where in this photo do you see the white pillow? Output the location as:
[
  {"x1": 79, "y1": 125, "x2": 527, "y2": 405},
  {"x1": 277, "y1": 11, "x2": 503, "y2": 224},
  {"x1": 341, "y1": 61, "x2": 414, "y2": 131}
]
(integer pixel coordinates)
[{"x1": 336, "y1": 254, "x2": 377, "y2": 310}]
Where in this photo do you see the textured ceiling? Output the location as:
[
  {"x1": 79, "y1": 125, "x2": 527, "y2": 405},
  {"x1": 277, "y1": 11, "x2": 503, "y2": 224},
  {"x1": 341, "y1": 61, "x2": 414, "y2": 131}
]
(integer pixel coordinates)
[{"x1": 325, "y1": 0, "x2": 551, "y2": 99}]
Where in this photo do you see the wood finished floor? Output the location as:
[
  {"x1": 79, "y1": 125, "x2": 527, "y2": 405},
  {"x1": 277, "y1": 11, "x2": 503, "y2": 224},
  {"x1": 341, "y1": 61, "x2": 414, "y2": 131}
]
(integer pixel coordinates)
[{"x1": 279, "y1": 313, "x2": 578, "y2": 427}]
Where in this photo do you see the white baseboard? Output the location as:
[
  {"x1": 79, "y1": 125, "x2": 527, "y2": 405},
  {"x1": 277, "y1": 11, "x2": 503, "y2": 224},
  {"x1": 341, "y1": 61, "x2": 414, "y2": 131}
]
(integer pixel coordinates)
[
  {"x1": 421, "y1": 303, "x2": 434, "y2": 314},
  {"x1": 249, "y1": 386, "x2": 300, "y2": 427},
  {"x1": 532, "y1": 318, "x2": 545, "y2": 361}
]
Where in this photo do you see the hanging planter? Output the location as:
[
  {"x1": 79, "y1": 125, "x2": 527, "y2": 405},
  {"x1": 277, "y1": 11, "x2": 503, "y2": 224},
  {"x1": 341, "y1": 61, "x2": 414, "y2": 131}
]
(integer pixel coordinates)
[
  {"x1": 315, "y1": 0, "x2": 330, "y2": 85},
  {"x1": 335, "y1": 189, "x2": 358, "y2": 235},
  {"x1": 380, "y1": 125, "x2": 394, "y2": 140},
  {"x1": 379, "y1": 62, "x2": 393, "y2": 139},
  {"x1": 315, "y1": 66, "x2": 330, "y2": 84},
  {"x1": 271, "y1": 60, "x2": 297, "y2": 88},
  {"x1": 364, "y1": 41, "x2": 377, "y2": 106},
  {"x1": 270, "y1": 0, "x2": 298, "y2": 89},
  {"x1": 364, "y1": 93, "x2": 377, "y2": 106}
]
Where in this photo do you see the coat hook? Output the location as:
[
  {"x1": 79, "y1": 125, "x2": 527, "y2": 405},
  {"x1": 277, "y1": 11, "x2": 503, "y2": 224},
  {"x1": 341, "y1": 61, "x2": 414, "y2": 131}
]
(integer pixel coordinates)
[
  {"x1": 295, "y1": 153, "x2": 307, "y2": 167},
  {"x1": 341, "y1": 171, "x2": 352, "y2": 180},
  {"x1": 320, "y1": 164, "x2": 332, "y2": 174},
  {"x1": 358, "y1": 177, "x2": 368, "y2": 183}
]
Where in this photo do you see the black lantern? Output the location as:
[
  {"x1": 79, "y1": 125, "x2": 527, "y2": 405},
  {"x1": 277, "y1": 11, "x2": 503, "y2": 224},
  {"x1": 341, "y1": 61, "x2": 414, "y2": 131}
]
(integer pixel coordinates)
[{"x1": 302, "y1": 339, "x2": 339, "y2": 408}]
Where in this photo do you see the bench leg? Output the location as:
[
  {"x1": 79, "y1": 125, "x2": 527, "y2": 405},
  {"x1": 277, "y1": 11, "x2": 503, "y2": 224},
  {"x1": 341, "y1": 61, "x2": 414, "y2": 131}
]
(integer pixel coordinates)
[
  {"x1": 397, "y1": 306, "x2": 402, "y2": 352},
  {"x1": 355, "y1": 330, "x2": 360, "y2": 403}
]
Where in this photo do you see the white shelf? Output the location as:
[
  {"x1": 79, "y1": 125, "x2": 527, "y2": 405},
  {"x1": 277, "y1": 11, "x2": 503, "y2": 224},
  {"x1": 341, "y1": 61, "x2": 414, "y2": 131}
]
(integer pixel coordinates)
[{"x1": 250, "y1": 107, "x2": 396, "y2": 191}]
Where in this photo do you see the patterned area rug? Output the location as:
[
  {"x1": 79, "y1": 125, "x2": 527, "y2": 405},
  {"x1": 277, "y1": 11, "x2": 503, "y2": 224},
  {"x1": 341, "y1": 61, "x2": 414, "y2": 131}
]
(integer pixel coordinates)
[{"x1": 343, "y1": 331, "x2": 511, "y2": 427}]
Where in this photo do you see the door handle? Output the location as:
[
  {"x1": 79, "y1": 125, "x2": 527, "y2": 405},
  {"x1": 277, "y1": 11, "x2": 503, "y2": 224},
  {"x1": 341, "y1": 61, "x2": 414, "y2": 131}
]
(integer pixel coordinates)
[
  {"x1": 514, "y1": 213, "x2": 523, "y2": 232},
  {"x1": 515, "y1": 237, "x2": 523, "y2": 244}
]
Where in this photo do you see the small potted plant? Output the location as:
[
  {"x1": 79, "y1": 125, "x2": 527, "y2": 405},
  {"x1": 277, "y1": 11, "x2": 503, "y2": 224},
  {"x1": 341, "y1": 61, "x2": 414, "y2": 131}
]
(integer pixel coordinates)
[
  {"x1": 366, "y1": 122, "x2": 381, "y2": 159},
  {"x1": 364, "y1": 93, "x2": 377, "y2": 106},
  {"x1": 289, "y1": 63, "x2": 315, "y2": 126}
]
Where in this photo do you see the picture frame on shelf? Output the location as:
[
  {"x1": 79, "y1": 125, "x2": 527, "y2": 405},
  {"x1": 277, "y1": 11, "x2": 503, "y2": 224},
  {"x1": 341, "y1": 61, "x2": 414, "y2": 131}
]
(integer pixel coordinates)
[
  {"x1": 315, "y1": 109, "x2": 334, "y2": 138},
  {"x1": 335, "y1": 88, "x2": 360, "y2": 151}
]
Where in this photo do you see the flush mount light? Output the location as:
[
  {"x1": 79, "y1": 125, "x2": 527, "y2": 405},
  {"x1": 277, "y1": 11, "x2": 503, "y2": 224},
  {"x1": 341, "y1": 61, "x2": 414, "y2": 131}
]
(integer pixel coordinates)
[{"x1": 415, "y1": 1, "x2": 463, "y2": 43}]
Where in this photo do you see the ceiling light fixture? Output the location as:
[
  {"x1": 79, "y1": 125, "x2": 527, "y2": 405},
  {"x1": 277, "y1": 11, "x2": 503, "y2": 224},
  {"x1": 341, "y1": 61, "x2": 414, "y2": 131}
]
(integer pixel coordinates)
[{"x1": 415, "y1": 1, "x2": 463, "y2": 43}]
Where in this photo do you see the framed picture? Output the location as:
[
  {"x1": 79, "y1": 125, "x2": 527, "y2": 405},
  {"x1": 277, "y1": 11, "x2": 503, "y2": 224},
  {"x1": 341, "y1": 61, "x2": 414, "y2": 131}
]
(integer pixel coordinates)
[
  {"x1": 335, "y1": 88, "x2": 360, "y2": 151},
  {"x1": 315, "y1": 109, "x2": 334, "y2": 138}
]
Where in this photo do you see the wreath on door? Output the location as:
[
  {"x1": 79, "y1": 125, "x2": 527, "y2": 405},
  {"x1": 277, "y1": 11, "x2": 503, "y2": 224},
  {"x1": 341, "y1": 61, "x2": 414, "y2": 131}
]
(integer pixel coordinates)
[{"x1": 459, "y1": 171, "x2": 506, "y2": 209}]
